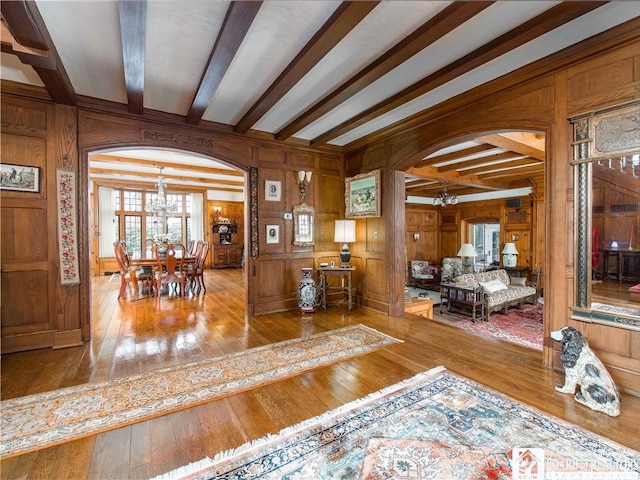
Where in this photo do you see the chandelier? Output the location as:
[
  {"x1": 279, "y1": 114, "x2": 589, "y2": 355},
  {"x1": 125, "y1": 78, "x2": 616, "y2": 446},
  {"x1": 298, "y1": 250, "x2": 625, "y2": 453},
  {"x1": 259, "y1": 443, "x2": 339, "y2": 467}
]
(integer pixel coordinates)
[
  {"x1": 145, "y1": 166, "x2": 178, "y2": 217},
  {"x1": 433, "y1": 182, "x2": 458, "y2": 207}
]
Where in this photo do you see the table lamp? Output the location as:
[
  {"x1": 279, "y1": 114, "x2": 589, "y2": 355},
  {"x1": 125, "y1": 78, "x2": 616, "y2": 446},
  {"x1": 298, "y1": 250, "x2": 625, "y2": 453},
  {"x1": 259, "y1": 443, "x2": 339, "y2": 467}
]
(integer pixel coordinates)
[
  {"x1": 457, "y1": 243, "x2": 477, "y2": 273},
  {"x1": 334, "y1": 220, "x2": 356, "y2": 267},
  {"x1": 502, "y1": 242, "x2": 519, "y2": 267}
]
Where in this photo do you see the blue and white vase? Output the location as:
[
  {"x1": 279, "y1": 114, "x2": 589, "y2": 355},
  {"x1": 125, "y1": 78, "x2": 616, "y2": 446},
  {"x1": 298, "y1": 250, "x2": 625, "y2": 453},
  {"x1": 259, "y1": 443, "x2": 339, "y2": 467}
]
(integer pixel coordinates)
[{"x1": 298, "y1": 267, "x2": 316, "y2": 313}]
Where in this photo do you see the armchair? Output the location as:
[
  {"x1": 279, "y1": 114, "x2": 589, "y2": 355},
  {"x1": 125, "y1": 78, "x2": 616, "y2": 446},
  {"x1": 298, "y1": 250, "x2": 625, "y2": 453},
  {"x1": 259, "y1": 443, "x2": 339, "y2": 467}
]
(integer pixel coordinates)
[{"x1": 409, "y1": 260, "x2": 439, "y2": 289}]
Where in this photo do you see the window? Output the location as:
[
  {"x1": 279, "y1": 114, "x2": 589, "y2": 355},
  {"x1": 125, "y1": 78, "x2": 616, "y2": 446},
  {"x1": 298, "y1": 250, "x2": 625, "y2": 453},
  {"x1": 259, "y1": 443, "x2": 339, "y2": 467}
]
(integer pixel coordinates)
[
  {"x1": 108, "y1": 188, "x2": 195, "y2": 256},
  {"x1": 470, "y1": 223, "x2": 500, "y2": 268}
]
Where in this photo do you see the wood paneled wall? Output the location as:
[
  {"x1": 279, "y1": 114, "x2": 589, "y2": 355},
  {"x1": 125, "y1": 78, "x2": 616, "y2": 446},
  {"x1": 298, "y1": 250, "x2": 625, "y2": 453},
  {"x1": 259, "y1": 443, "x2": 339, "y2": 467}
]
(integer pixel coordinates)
[
  {"x1": 406, "y1": 195, "x2": 538, "y2": 272},
  {"x1": 1, "y1": 98, "x2": 84, "y2": 352},
  {"x1": 1, "y1": 21, "x2": 638, "y2": 395},
  {"x1": 345, "y1": 30, "x2": 639, "y2": 394}
]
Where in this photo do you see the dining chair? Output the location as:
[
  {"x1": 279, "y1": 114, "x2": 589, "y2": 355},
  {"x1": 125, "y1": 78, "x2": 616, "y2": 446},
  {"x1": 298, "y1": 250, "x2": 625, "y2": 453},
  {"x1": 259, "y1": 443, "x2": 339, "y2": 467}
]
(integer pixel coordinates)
[
  {"x1": 153, "y1": 243, "x2": 186, "y2": 301},
  {"x1": 187, "y1": 241, "x2": 209, "y2": 294},
  {"x1": 113, "y1": 241, "x2": 151, "y2": 299}
]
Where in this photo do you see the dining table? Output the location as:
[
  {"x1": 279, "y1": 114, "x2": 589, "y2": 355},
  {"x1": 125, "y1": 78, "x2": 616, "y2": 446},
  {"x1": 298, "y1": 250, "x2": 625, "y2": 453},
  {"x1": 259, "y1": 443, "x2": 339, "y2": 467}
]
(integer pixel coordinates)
[{"x1": 129, "y1": 250, "x2": 197, "y2": 295}]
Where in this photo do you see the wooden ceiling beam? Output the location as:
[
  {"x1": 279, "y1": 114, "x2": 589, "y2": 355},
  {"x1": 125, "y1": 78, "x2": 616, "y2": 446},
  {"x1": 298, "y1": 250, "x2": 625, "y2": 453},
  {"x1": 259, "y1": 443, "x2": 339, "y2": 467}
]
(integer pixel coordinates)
[
  {"x1": 90, "y1": 168, "x2": 244, "y2": 187},
  {"x1": 477, "y1": 134, "x2": 545, "y2": 161},
  {"x1": 274, "y1": 1, "x2": 492, "y2": 141},
  {"x1": 234, "y1": 1, "x2": 379, "y2": 134},
  {"x1": 311, "y1": 1, "x2": 605, "y2": 146},
  {"x1": 462, "y1": 158, "x2": 538, "y2": 176},
  {"x1": 405, "y1": 166, "x2": 508, "y2": 191},
  {"x1": 437, "y1": 152, "x2": 525, "y2": 172},
  {"x1": 92, "y1": 178, "x2": 242, "y2": 193},
  {"x1": 118, "y1": 0, "x2": 146, "y2": 115},
  {"x1": 1, "y1": 0, "x2": 76, "y2": 104},
  {"x1": 89, "y1": 153, "x2": 244, "y2": 177},
  {"x1": 186, "y1": 1, "x2": 262, "y2": 125},
  {"x1": 416, "y1": 144, "x2": 498, "y2": 167}
]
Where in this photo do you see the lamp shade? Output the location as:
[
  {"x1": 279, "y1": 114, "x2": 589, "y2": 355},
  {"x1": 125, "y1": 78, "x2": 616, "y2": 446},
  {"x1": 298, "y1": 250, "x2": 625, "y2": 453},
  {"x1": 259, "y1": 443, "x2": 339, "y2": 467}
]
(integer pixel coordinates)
[
  {"x1": 502, "y1": 243, "x2": 519, "y2": 255},
  {"x1": 334, "y1": 220, "x2": 356, "y2": 243},
  {"x1": 456, "y1": 243, "x2": 477, "y2": 257}
]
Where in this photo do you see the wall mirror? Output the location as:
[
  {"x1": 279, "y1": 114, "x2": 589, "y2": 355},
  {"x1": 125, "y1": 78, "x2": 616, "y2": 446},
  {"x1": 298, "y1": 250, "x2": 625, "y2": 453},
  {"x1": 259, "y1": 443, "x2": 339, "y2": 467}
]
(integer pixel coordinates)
[
  {"x1": 293, "y1": 203, "x2": 315, "y2": 247},
  {"x1": 571, "y1": 101, "x2": 640, "y2": 330}
]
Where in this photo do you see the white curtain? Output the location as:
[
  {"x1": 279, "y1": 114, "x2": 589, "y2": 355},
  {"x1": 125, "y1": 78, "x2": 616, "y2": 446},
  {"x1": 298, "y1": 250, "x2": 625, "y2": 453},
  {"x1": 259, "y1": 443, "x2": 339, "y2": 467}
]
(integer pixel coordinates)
[
  {"x1": 98, "y1": 186, "x2": 117, "y2": 257},
  {"x1": 190, "y1": 193, "x2": 204, "y2": 241}
]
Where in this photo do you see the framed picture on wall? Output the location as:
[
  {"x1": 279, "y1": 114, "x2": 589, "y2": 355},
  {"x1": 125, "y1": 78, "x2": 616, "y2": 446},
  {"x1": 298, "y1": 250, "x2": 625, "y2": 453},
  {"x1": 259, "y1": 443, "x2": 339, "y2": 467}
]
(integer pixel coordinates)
[
  {"x1": 345, "y1": 169, "x2": 380, "y2": 218},
  {"x1": 0, "y1": 163, "x2": 40, "y2": 193},
  {"x1": 265, "y1": 180, "x2": 281, "y2": 202},
  {"x1": 266, "y1": 225, "x2": 280, "y2": 244}
]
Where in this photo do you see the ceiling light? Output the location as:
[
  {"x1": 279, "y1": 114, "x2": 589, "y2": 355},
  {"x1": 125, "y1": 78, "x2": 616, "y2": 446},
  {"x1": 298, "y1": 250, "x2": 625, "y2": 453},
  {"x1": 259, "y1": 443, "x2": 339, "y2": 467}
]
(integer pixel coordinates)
[
  {"x1": 433, "y1": 182, "x2": 458, "y2": 207},
  {"x1": 145, "y1": 167, "x2": 178, "y2": 218}
]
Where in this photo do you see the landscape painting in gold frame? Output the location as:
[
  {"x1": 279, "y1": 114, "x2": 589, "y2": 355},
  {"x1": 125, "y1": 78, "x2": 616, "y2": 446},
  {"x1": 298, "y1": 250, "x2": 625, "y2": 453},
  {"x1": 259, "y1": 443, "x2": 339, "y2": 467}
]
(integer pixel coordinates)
[{"x1": 345, "y1": 169, "x2": 380, "y2": 218}]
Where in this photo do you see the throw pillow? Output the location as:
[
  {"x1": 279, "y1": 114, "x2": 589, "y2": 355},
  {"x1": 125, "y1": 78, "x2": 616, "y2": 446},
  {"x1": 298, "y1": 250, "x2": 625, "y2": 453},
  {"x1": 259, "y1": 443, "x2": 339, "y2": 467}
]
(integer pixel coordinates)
[
  {"x1": 479, "y1": 279, "x2": 508, "y2": 293},
  {"x1": 510, "y1": 276, "x2": 527, "y2": 286}
]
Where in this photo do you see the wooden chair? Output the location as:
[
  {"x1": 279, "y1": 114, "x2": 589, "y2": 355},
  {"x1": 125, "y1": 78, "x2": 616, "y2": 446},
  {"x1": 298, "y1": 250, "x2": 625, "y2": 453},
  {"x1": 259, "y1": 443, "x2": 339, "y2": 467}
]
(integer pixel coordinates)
[
  {"x1": 113, "y1": 241, "x2": 150, "y2": 299},
  {"x1": 153, "y1": 243, "x2": 186, "y2": 300},
  {"x1": 187, "y1": 241, "x2": 209, "y2": 294}
]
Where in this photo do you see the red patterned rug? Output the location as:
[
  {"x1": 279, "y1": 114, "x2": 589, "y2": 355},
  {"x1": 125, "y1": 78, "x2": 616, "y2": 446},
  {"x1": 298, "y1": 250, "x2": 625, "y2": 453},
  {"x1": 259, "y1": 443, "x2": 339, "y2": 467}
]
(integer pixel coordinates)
[{"x1": 444, "y1": 303, "x2": 543, "y2": 351}]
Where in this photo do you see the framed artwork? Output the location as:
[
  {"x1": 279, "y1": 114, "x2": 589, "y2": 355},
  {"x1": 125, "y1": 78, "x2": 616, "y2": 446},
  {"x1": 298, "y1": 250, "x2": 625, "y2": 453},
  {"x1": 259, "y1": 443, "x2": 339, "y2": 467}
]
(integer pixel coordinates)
[
  {"x1": 345, "y1": 169, "x2": 380, "y2": 218},
  {"x1": 0, "y1": 163, "x2": 40, "y2": 193},
  {"x1": 266, "y1": 225, "x2": 280, "y2": 244},
  {"x1": 265, "y1": 180, "x2": 281, "y2": 202}
]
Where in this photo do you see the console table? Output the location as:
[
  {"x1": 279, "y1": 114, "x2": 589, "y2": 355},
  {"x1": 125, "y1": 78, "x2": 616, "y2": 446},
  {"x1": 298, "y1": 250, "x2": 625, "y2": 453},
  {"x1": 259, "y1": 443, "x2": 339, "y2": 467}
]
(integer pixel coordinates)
[
  {"x1": 439, "y1": 283, "x2": 484, "y2": 322},
  {"x1": 318, "y1": 266, "x2": 355, "y2": 311},
  {"x1": 601, "y1": 249, "x2": 640, "y2": 283}
]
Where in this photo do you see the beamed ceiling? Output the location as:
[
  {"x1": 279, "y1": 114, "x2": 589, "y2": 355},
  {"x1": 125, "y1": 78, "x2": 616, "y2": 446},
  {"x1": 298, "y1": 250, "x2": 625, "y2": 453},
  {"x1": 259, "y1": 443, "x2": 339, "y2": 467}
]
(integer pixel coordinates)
[{"x1": 2, "y1": 1, "x2": 638, "y2": 201}]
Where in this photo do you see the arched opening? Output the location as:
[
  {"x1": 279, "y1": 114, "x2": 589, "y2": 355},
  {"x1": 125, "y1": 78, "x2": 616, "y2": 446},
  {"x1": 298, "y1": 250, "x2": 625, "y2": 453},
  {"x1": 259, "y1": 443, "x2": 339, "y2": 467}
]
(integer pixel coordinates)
[
  {"x1": 83, "y1": 144, "x2": 248, "y2": 371},
  {"x1": 402, "y1": 130, "x2": 546, "y2": 349}
]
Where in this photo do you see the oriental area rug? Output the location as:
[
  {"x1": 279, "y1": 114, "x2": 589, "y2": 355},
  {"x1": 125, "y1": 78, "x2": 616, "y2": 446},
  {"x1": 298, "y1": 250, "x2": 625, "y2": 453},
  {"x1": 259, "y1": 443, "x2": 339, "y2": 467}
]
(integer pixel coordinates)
[
  {"x1": 0, "y1": 325, "x2": 401, "y2": 459},
  {"x1": 156, "y1": 366, "x2": 640, "y2": 480},
  {"x1": 445, "y1": 303, "x2": 543, "y2": 350}
]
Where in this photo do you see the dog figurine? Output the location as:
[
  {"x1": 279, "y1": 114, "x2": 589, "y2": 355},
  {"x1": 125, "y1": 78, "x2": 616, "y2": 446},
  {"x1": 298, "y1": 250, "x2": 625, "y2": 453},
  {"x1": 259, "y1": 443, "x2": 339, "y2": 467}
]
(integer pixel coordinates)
[{"x1": 550, "y1": 326, "x2": 620, "y2": 417}]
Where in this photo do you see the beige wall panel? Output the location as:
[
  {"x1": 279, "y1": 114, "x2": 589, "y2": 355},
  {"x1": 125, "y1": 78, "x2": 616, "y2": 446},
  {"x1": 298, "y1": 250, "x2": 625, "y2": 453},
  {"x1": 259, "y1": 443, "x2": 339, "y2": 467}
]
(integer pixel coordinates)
[
  {"x1": 364, "y1": 257, "x2": 387, "y2": 298},
  {"x1": 364, "y1": 217, "x2": 385, "y2": 254},
  {"x1": 1, "y1": 207, "x2": 47, "y2": 262},
  {"x1": 316, "y1": 174, "x2": 342, "y2": 215},
  {"x1": 1, "y1": 271, "x2": 49, "y2": 330},
  {"x1": 257, "y1": 260, "x2": 286, "y2": 299},
  {"x1": 1, "y1": 98, "x2": 48, "y2": 134},
  {"x1": 566, "y1": 51, "x2": 639, "y2": 116}
]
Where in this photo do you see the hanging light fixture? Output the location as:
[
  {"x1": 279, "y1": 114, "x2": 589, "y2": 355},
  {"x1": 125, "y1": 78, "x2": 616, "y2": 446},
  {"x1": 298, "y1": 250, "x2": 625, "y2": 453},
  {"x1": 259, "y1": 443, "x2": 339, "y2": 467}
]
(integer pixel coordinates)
[
  {"x1": 433, "y1": 182, "x2": 458, "y2": 207},
  {"x1": 145, "y1": 166, "x2": 178, "y2": 218}
]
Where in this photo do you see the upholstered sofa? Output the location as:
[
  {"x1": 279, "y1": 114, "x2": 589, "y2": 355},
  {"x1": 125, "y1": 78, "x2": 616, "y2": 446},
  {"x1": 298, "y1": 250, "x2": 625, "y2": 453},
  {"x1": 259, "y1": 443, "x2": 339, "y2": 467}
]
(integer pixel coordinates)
[{"x1": 448, "y1": 268, "x2": 536, "y2": 321}]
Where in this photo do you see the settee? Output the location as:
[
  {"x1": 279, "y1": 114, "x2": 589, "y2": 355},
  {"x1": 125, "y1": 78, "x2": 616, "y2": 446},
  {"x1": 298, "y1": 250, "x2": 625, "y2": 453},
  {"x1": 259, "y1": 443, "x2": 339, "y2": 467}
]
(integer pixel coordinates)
[{"x1": 446, "y1": 268, "x2": 536, "y2": 321}]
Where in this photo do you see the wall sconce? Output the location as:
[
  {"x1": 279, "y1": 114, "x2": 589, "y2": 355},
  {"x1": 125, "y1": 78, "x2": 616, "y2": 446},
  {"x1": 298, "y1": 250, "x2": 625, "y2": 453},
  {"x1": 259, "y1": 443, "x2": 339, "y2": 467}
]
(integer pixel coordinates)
[
  {"x1": 213, "y1": 205, "x2": 222, "y2": 214},
  {"x1": 457, "y1": 243, "x2": 478, "y2": 273},
  {"x1": 413, "y1": 233, "x2": 420, "y2": 241},
  {"x1": 502, "y1": 242, "x2": 519, "y2": 267},
  {"x1": 297, "y1": 171, "x2": 312, "y2": 200},
  {"x1": 334, "y1": 219, "x2": 356, "y2": 267}
]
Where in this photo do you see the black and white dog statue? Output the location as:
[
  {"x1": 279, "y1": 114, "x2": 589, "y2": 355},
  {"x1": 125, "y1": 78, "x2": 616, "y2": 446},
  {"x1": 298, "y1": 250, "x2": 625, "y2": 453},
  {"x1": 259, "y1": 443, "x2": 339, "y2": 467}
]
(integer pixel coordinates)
[{"x1": 550, "y1": 326, "x2": 620, "y2": 417}]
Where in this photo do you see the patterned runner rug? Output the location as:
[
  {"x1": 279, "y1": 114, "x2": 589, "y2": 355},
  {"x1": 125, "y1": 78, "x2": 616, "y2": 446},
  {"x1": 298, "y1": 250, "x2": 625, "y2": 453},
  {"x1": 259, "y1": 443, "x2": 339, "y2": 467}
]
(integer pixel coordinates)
[
  {"x1": 0, "y1": 325, "x2": 401, "y2": 459},
  {"x1": 156, "y1": 366, "x2": 639, "y2": 480},
  {"x1": 446, "y1": 303, "x2": 543, "y2": 350}
]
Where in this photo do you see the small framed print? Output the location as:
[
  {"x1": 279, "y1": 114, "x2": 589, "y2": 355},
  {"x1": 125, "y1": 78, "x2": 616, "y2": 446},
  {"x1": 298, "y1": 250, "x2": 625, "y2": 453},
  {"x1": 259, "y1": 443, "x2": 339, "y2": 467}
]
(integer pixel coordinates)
[
  {"x1": 265, "y1": 180, "x2": 281, "y2": 202},
  {"x1": 0, "y1": 163, "x2": 40, "y2": 193},
  {"x1": 266, "y1": 225, "x2": 280, "y2": 244}
]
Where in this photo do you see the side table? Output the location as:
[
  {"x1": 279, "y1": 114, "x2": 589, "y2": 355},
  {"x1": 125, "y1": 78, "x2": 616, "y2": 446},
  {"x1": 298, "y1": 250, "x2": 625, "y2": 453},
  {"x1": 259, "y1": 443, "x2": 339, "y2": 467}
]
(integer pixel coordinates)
[
  {"x1": 404, "y1": 297, "x2": 434, "y2": 319},
  {"x1": 439, "y1": 283, "x2": 484, "y2": 322},
  {"x1": 318, "y1": 266, "x2": 355, "y2": 311}
]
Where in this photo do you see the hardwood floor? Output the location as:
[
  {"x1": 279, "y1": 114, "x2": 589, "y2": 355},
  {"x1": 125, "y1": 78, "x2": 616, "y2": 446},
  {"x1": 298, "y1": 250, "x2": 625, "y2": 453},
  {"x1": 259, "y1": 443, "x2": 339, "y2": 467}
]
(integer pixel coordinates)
[{"x1": 2, "y1": 269, "x2": 639, "y2": 479}]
